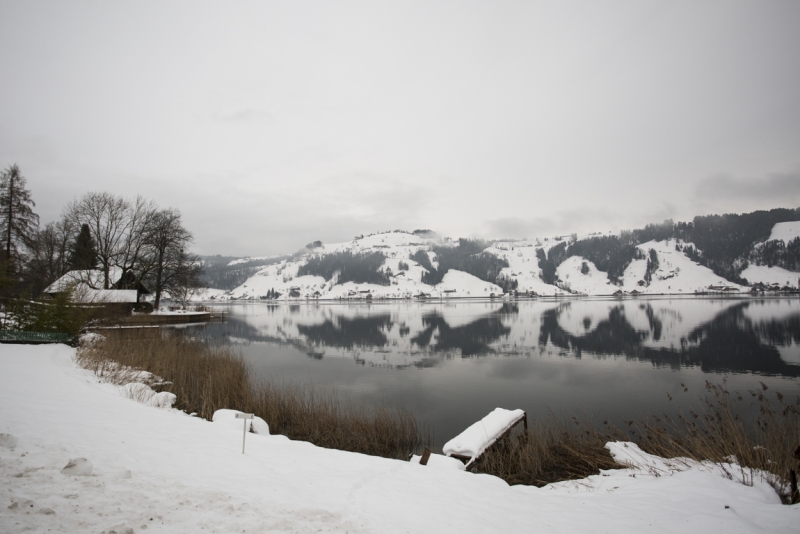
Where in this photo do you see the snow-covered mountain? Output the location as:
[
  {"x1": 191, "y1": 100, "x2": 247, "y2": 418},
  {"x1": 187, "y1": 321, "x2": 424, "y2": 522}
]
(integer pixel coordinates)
[{"x1": 205, "y1": 220, "x2": 800, "y2": 301}]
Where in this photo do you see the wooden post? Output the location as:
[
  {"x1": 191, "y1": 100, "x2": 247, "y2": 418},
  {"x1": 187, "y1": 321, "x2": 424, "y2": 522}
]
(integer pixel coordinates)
[{"x1": 420, "y1": 448, "x2": 431, "y2": 466}]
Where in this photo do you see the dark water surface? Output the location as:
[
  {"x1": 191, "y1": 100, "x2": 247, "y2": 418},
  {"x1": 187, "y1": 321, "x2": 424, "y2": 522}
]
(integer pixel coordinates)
[{"x1": 188, "y1": 297, "x2": 800, "y2": 446}]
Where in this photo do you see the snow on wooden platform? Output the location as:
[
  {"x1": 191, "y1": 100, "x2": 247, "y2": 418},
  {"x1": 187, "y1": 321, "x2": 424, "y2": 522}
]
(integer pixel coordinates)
[{"x1": 443, "y1": 408, "x2": 526, "y2": 463}]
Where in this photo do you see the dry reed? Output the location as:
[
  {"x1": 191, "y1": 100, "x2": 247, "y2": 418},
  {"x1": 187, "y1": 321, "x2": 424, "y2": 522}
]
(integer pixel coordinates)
[
  {"x1": 479, "y1": 380, "x2": 800, "y2": 503},
  {"x1": 77, "y1": 330, "x2": 428, "y2": 459}
]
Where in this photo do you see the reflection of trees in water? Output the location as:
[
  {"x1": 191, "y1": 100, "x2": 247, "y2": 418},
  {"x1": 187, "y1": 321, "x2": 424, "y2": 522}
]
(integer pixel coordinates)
[
  {"x1": 681, "y1": 304, "x2": 800, "y2": 376},
  {"x1": 187, "y1": 315, "x2": 274, "y2": 343},
  {"x1": 539, "y1": 306, "x2": 648, "y2": 357},
  {"x1": 187, "y1": 314, "x2": 315, "y2": 355},
  {"x1": 411, "y1": 303, "x2": 516, "y2": 356},
  {"x1": 297, "y1": 314, "x2": 393, "y2": 349},
  {"x1": 539, "y1": 302, "x2": 800, "y2": 377}
]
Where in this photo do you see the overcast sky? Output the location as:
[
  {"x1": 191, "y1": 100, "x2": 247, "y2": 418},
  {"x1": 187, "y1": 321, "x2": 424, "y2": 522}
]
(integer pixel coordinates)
[{"x1": 1, "y1": 1, "x2": 799, "y2": 256}]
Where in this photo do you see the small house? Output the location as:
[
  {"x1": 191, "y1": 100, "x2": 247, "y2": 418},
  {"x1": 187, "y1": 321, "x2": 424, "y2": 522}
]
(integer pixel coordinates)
[{"x1": 44, "y1": 268, "x2": 151, "y2": 304}]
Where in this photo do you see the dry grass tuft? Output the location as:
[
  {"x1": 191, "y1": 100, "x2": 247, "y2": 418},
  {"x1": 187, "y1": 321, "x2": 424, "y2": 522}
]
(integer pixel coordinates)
[
  {"x1": 632, "y1": 380, "x2": 800, "y2": 501},
  {"x1": 478, "y1": 417, "x2": 624, "y2": 486}
]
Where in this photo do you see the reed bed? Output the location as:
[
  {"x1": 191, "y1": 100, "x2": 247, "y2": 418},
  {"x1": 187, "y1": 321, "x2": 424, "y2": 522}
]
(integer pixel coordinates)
[
  {"x1": 479, "y1": 380, "x2": 800, "y2": 503},
  {"x1": 78, "y1": 331, "x2": 800, "y2": 500},
  {"x1": 76, "y1": 330, "x2": 428, "y2": 459}
]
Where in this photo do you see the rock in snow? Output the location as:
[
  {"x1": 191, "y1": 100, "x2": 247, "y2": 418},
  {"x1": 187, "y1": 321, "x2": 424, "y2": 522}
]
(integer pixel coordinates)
[
  {"x1": 60, "y1": 458, "x2": 93, "y2": 476},
  {"x1": 0, "y1": 433, "x2": 18, "y2": 448}
]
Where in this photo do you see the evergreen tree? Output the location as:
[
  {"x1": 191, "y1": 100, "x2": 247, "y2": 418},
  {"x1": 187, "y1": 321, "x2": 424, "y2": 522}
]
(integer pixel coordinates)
[
  {"x1": 0, "y1": 164, "x2": 39, "y2": 271},
  {"x1": 69, "y1": 223, "x2": 98, "y2": 270}
]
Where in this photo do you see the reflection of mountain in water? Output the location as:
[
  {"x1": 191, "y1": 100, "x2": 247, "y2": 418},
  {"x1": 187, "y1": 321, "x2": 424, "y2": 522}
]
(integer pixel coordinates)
[
  {"x1": 291, "y1": 304, "x2": 518, "y2": 357},
  {"x1": 297, "y1": 314, "x2": 394, "y2": 349},
  {"x1": 191, "y1": 301, "x2": 800, "y2": 376},
  {"x1": 539, "y1": 306, "x2": 648, "y2": 357},
  {"x1": 411, "y1": 304, "x2": 517, "y2": 356},
  {"x1": 539, "y1": 302, "x2": 800, "y2": 377}
]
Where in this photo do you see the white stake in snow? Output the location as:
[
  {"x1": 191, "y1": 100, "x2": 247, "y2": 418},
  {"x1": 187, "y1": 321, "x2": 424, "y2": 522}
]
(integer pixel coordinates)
[{"x1": 235, "y1": 413, "x2": 254, "y2": 454}]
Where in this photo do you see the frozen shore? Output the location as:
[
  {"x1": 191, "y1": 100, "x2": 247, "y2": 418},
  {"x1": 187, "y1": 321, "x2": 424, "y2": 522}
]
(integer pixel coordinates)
[{"x1": 1, "y1": 344, "x2": 797, "y2": 533}]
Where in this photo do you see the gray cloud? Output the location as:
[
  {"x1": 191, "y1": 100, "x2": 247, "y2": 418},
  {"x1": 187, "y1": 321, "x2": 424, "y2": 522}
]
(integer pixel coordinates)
[
  {"x1": 2, "y1": 2, "x2": 799, "y2": 256},
  {"x1": 695, "y1": 172, "x2": 800, "y2": 201},
  {"x1": 211, "y1": 108, "x2": 273, "y2": 123}
]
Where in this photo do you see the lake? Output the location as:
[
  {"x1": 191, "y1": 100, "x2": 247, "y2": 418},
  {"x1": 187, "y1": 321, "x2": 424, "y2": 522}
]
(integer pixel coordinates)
[{"x1": 187, "y1": 297, "x2": 800, "y2": 447}]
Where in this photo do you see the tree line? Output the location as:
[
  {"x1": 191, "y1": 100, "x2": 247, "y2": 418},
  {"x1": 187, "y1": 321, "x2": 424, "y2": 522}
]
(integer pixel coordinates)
[
  {"x1": 0, "y1": 163, "x2": 201, "y2": 311},
  {"x1": 298, "y1": 250, "x2": 391, "y2": 286},
  {"x1": 413, "y1": 239, "x2": 509, "y2": 285}
]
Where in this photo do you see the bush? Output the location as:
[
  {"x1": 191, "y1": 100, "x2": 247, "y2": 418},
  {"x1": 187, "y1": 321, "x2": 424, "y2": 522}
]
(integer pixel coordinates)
[
  {"x1": 133, "y1": 302, "x2": 154, "y2": 314},
  {"x1": 4, "y1": 288, "x2": 95, "y2": 337}
]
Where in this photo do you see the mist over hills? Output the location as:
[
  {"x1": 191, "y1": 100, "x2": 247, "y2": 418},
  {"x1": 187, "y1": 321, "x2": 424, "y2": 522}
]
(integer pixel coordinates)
[{"x1": 200, "y1": 208, "x2": 800, "y2": 298}]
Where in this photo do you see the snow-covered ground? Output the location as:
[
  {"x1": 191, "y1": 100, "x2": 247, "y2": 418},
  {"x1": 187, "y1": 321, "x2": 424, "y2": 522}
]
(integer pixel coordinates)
[
  {"x1": 620, "y1": 239, "x2": 745, "y2": 295},
  {"x1": 741, "y1": 264, "x2": 800, "y2": 287},
  {"x1": 1, "y1": 344, "x2": 797, "y2": 532},
  {"x1": 767, "y1": 221, "x2": 800, "y2": 243}
]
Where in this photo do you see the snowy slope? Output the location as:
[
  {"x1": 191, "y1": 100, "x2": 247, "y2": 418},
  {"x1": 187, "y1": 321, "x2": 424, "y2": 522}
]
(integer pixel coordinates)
[
  {"x1": 556, "y1": 256, "x2": 618, "y2": 296},
  {"x1": 741, "y1": 265, "x2": 799, "y2": 287},
  {"x1": 741, "y1": 221, "x2": 800, "y2": 287},
  {"x1": 767, "y1": 221, "x2": 800, "y2": 243},
  {"x1": 620, "y1": 239, "x2": 745, "y2": 294},
  {"x1": 221, "y1": 231, "x2": 502, "y2": 301},
  {"x1": 484, "y1": 241, "x2": 568, "y2": 296},
  {"x1": 1, "y1": 345, "x2": 795, "y2": 533}
]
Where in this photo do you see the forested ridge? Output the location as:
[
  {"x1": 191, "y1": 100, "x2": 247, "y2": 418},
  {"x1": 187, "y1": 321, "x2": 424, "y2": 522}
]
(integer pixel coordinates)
[
  {"x1": 200, "y1": 255, "x2": 288, "y2": 290},
  {"x1": 536, "y1": 208, "x2": 800, "y2": 286}
]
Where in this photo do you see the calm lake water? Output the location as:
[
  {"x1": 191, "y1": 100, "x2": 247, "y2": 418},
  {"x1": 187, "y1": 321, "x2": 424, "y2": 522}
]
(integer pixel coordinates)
[{"x1": 187, "y1": 297, "x2": 800, "y2": 447}]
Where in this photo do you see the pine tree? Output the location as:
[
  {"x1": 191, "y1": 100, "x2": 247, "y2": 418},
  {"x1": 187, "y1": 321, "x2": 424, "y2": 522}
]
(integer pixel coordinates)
[
  {"x1": 0, "y1": 164, "x2": 39, "y2": 272},
  {"x1": 69, "y1": 223, "x2": 98, "y2": 270}
]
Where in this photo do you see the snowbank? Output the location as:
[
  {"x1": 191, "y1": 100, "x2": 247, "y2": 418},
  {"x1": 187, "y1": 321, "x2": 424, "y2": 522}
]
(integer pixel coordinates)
[{"x1": 2, "y1": 345, "x2": 795, "y2": 533}]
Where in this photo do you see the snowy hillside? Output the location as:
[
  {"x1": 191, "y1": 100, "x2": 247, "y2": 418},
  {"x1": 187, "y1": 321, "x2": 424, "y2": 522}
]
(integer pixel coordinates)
[
  {"x1": 619, "y1": 239, "x2": 745, "y2": 295},
  {"x1": 203, "y1": 221, "x2": 800, "y2": 302},
  {"x1": 218, "y1": 231, "x2": 504, "y2": 301},
  {"x1": 767, "y1": 221, "x2": 800, "y2": 243},
  {"x1": 742, "y1": 221, "x2": 800, "y2": 287}
]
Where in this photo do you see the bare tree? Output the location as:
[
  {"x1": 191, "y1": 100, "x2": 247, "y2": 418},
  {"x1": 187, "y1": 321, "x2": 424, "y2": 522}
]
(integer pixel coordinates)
[
  {"x1": 146, "y1": 208, "x2": 201, "y2": 309},
  {"x1": 116, "y1": 195, "x2": 159, "y2": 289},
  {"x1": 24, "y1": 218, "x2": 75, "y2": 294},
  {"x1": 163, "y1": 249, "x2": 203, "y2": 309},
  {"x1": 65, "y1": 192, "x2": 131, "y2": 288}
]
